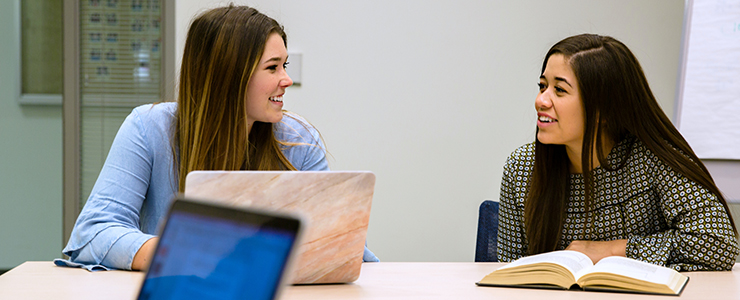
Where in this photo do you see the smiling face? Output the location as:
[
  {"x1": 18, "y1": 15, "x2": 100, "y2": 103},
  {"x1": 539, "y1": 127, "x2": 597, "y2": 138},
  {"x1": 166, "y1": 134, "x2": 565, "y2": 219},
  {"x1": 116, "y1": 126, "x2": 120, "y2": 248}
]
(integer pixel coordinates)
[
  {"x1": 535, "y1": 54, "x2": 585, "y2": 153},
  {"x1": 245, "y1": 33, "x2": 293, "y2": 130}
]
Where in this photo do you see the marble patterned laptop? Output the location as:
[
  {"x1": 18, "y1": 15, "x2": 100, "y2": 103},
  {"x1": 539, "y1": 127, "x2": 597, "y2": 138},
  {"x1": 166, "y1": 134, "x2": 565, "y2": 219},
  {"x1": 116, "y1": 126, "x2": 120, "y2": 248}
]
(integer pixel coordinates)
[{"x1": 184, "y1": 171, "x2": 375, "y2": 284}]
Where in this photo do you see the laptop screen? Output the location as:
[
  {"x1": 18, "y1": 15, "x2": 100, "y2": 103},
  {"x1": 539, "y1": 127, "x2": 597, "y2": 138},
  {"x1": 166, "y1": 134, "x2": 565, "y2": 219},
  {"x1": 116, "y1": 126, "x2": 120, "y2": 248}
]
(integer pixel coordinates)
[{"x1": 137, "y1": 199, "x2": 301, "y2": 300}]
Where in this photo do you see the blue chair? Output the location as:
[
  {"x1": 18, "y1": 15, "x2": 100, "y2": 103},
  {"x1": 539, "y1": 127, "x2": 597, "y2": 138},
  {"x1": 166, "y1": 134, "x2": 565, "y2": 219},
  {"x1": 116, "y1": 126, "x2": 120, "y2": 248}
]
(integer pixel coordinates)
[{"x1": 475, "y1": 200, "x2": 499, "y2": 262}]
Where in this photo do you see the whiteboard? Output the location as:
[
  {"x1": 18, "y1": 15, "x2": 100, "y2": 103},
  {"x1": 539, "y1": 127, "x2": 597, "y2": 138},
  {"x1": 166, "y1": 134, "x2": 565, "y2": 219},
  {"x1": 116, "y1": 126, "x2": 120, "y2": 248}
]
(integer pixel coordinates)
[{"x1": 676, "y1": 0, "x2": 740, "y2": 159}]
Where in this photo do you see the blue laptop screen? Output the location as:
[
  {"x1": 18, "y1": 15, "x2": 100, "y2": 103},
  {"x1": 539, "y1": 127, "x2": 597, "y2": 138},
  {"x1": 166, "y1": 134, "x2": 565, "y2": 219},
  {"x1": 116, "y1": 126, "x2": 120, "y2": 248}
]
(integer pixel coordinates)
[{"x1": 138, "y1": 209, "x2": 297, "y2": 300}]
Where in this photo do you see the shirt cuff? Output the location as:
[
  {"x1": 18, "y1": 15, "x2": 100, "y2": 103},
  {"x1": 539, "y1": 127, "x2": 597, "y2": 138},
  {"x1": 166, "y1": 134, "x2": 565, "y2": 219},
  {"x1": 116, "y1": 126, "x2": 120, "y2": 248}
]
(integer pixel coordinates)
[
  {"x1": 626, "y1": 235, "x2": 672, "y2": 269},
  {"x1": 102, "y1": 230, "x2": 157, "y2": 270},
  {"x1": 363, "y1": 246, "x2": 379, "y2": 262}
]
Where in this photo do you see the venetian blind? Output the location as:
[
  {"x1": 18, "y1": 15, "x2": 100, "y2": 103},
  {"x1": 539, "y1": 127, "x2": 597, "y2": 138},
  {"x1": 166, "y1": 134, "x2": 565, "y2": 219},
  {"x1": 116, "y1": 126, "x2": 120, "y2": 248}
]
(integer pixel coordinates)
[{"x1": 79, "y1": 0, "x2": 163, "y2": 205}]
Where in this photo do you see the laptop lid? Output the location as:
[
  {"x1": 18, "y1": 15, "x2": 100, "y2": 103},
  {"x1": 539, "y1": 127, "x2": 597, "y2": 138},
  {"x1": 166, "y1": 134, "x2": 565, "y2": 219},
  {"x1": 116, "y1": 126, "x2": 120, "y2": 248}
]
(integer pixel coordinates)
[
  {"x1": 184, "y1": 171, "x2": 375, "y2": 284},
  {"x1": 137, "y1": 197, "x2": 303, "y2": 300}
]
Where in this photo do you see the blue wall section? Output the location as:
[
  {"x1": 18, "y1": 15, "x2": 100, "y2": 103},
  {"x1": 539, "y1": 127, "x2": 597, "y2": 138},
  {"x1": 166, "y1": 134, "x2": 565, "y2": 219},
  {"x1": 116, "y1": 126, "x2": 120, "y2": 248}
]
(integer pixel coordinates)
[{"x1": 0, "y1": 1, "x2": 63, "y2": 270}]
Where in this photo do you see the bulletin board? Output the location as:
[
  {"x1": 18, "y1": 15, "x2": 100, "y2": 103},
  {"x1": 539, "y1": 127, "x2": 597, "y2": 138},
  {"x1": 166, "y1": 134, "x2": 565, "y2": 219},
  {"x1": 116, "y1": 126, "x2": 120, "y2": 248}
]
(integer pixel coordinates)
[{"x1": 675, "y1": 0, "x2": 740, "y2": 160}]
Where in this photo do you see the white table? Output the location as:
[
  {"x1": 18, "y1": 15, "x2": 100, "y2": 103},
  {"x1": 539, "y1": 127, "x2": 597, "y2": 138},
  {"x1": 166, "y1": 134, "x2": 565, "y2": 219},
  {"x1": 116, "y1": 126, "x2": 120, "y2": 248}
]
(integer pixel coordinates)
[{"x1": 1, "y1": 261, "x2": 738, "y2": 299}]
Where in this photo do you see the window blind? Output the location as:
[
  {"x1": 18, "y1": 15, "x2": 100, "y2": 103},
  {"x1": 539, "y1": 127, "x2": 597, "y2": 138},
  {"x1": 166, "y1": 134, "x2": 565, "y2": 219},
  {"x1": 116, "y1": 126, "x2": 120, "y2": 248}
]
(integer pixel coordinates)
[{"x1": 79, "y1": 0, "x2": 163, "y2": 205}]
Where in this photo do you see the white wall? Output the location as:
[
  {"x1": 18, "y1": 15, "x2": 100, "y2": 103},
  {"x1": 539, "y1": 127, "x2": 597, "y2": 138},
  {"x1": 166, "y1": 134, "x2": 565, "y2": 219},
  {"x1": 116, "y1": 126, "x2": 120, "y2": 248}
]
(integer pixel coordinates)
[
  {"x1": 175, "y1": 0, "x2": 686, "y2": 262},
  {"x1": 0, "y1": 1, "x2": 63, "y2": 269}
]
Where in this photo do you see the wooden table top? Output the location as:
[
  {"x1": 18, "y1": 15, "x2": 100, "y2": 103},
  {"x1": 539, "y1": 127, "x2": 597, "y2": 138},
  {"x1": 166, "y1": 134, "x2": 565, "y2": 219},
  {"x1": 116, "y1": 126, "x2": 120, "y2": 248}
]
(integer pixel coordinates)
[{"x1": 1, "y1": 261, "x2": 737, "y2": 300}]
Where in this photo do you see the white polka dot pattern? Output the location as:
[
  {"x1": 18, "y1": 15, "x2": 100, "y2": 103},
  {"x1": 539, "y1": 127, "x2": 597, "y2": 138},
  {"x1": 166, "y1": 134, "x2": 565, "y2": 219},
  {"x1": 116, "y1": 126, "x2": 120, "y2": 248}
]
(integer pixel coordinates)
[{"x1": 496, "y1": 136, "x2": 739, "y2": 271}]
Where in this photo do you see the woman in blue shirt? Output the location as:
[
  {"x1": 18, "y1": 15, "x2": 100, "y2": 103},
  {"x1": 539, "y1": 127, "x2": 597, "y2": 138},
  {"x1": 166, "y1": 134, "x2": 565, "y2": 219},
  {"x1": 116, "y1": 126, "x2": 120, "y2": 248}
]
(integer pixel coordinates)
[{"x1": 61, "y1": 5, "x2": 377, "y2": 271}]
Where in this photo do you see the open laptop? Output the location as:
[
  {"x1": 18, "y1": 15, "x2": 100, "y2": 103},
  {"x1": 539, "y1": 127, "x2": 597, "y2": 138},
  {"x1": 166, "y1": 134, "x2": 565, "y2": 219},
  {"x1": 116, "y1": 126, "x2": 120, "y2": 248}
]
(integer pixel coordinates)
[
  {"x1": 137, "y1": 197, "x2": 303, "y2": 300},
  {"x1": 184, "y1": 171, "x2": 375, "y2": 284}
]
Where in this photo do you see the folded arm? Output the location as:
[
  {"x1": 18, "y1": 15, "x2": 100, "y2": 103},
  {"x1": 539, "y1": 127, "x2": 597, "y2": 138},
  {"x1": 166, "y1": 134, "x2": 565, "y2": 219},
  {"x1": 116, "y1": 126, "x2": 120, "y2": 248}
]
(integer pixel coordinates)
[
  {"x1": 63, "y1": 109, "x2": 157, "y2": 270},
  {"x1": 497, "y1": 153, "x2": 530, "y2": 262},
  {"x1": 626, "y1": 159, "x2": 739, "y2": 271}
]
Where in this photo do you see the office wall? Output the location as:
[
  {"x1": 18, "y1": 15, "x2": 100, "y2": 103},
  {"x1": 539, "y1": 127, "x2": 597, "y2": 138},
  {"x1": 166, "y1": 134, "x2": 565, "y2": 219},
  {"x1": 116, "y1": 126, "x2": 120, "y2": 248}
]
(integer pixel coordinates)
[
  {"x1": 0, "y1": 1, "x2": 63, "y2": 269},
  {"x1": 174, "y1": 0, "x2": 687, "y2": 262},
  {"x1": 1, "y1": 0, "x2": 734, "y2": 270}
]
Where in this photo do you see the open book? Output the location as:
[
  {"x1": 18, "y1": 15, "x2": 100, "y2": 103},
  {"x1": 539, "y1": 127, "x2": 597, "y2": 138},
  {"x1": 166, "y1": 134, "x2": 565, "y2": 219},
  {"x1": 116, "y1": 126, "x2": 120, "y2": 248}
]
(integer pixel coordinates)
[{"x1": 476, "y1": 250, "x2": 689, "y2": 296}]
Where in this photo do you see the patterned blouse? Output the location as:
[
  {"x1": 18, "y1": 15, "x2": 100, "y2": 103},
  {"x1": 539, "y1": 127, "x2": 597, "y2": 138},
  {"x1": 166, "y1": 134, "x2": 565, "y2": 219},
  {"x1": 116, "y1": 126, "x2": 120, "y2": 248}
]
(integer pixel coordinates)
[{"x1": 497, "y1": 135, "x2": 739, "y2": 271}]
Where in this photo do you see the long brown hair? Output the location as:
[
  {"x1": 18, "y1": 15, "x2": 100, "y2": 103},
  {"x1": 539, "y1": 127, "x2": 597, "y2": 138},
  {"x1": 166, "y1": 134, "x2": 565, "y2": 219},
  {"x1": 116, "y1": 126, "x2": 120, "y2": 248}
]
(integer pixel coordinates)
[
  {"x1": 524, "y1": 34, "x2": 737, "y2": 254},
  {"x1": 174, "y1": 5, "x2": 296, "y2": 192}
]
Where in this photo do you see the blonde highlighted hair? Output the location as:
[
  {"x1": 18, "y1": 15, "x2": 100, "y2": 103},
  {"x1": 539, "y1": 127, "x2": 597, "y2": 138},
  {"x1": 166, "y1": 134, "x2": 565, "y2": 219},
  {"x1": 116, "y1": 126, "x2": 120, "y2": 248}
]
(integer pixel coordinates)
[{"x1": 174, "y1": 5, "x2": 299, "y2": 192}]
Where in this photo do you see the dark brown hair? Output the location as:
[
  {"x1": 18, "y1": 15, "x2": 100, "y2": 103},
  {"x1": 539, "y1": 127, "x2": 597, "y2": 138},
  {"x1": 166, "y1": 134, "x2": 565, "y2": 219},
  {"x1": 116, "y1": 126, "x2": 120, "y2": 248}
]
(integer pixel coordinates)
[
  {"x1": 174, "y1": 4, "x2": 295, "y2": 192},
  {"x1": 524, "y1": 34, "x2": 737, "y2": 254}
]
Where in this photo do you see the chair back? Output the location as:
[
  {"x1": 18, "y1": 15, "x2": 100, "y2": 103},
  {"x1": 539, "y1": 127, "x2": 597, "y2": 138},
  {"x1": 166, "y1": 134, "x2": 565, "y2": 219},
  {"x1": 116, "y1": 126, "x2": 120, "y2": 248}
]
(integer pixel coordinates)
[{"x1": 475, "y1": 200, "x2": 499, "y2": 262}]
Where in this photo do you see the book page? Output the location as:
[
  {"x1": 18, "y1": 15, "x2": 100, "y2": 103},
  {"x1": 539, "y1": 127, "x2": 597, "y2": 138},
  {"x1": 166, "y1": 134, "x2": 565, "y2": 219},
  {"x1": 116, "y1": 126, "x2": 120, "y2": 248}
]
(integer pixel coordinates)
[
  {"x1": 579, "y1": 256, "x2": 675, "y2": 284},
  {"x1": 499, "y1": 250, "x2": 593, "y2": 276}
]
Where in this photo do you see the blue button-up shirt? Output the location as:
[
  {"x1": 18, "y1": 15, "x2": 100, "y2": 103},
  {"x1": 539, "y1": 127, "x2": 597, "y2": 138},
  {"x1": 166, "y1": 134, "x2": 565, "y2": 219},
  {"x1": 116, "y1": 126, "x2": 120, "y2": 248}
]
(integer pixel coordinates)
[{"x1": 58, "y1": 103, "x2": 377, "y2": 271}]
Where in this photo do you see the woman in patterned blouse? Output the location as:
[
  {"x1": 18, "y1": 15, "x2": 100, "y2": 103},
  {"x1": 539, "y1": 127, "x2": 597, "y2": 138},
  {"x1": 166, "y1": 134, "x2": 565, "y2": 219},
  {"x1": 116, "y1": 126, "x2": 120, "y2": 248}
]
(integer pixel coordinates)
[{"x1": 497, "y1": 34, "x2": 739, "y2": 271}]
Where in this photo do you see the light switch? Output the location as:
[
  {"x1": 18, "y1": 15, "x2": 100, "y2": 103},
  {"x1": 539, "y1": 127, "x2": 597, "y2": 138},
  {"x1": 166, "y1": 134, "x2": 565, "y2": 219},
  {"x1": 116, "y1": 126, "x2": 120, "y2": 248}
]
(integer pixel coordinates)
[{"x1": 287, "y1": 52, "x2": 302, "y2": 86}]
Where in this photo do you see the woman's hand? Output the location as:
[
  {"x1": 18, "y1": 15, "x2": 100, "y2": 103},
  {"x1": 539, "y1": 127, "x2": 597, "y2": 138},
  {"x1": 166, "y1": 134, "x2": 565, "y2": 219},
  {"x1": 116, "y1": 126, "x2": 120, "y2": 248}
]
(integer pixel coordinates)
[
  {"x1": 566, "y1": 239, "x2": 627, "y2": 264},
  {"x1": 132, "y1": 237, "x2": 159, "y2": 271}
]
